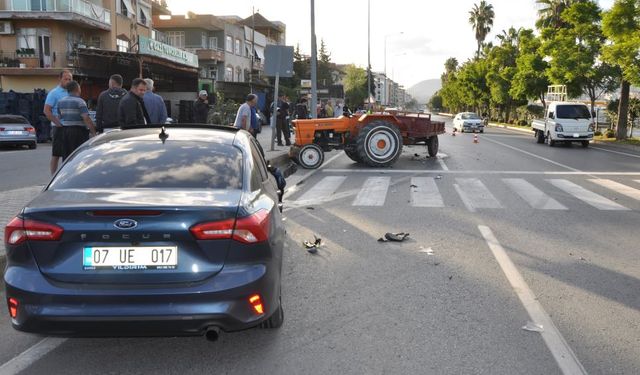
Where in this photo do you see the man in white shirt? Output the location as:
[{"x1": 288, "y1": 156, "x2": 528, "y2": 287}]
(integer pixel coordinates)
[{"x1": 234, "y1": 94, "x2": 257, "y2": 131}]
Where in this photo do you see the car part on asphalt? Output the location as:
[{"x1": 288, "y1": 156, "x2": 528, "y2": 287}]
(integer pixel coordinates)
[
  {"x1": 304, "y1": 235, "x2": 323, "y2": 253},
  {"x1": 378, "y1": 232, "x2": 410, "y2": 242},
  {"x1": 522, "y1": 322, "x2": 544, "y2": 333}
]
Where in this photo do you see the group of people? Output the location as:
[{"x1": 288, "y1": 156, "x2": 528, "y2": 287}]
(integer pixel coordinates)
[{"x1": 44, "y1": 69, "x2": 170, "y2": 174}]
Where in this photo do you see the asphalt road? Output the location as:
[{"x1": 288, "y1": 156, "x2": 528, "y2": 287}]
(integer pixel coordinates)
[
  {"x1": 0, "y1": 116, "x2": 639, "y2": 374},
  {"x1": 0, "y1": 144, "x2": 51, "y2": 192}
]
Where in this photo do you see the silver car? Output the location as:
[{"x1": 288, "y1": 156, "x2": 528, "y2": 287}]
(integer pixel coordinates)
[{"x1": 0, "y1": 115, "x2": 37, "y2": 149}]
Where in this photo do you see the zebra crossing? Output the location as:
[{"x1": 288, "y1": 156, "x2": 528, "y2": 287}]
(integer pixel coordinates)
[{"x1": 290, "y1": 175, "x2": 640, "y2": 212}]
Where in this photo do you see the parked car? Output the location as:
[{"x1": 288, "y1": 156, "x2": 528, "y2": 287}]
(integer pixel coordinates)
[
  {"x1": 0, "y1": 115, "x2": 37, "y2": 149},
  {"x1": 453, "y1": 112, "x2": 484, "y2": 133},
  {"x1": 4, "y1": 125, "x2": 285, "y2": 339}
]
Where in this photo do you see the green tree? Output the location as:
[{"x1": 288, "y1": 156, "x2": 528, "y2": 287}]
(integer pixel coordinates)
[
  {"x1": 536, "y1": 0, "x2": 575, "y2": 29},
  {"x1": 344, "y1": 64, "x2": 369, "y2": 108},
  {"x1": 486, "y1": 29, "x2": 521, "y2": 122},
  {"x1": 602, "y1": 0, "x2": 640, "y2": 139},
  {"x1": 511, "y1": 29, "x2": 550, "y2": 107},
  {"x1": 468, "y1": 1, "x2": 495, "y2": 59},
  {"x1": 428, "y1": 93, "x2": 443, "y2": 111},
  {"x1": 317, "y1": 39, "x2": 334, "y2": 87}
]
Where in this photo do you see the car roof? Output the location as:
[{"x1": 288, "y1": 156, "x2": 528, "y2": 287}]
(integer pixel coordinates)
[{"x1": 87, "y1": 125, "x2": 244, "y2": 147}]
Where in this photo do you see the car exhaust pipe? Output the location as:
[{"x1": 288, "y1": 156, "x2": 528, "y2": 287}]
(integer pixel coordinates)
[{"x1": 205, "y1": 326, "x2": 221, "y2": 342}]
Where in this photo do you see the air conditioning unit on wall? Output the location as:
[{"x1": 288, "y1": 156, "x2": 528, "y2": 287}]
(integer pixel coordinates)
[{"x1": 0, "y1": 21, "x2": 14, "y2": 35}]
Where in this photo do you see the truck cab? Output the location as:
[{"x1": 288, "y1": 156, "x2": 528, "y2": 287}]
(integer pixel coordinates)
[{"x1": 531, "y1": 102, "x2": 595, "y2": 147}]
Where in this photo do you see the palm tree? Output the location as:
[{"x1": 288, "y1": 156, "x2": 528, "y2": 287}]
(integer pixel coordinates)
[
  {"x1": 496, "y1": 27, "x2": 523, "y2": 47},
  {"x1": 535, "y1": 0, "x2": 575, "y2": 29},
  {"x1": 468, "y1": 1, "x2": 495, "y2": 59}
]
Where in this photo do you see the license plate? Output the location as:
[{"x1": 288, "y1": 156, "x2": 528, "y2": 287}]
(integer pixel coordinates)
[
  {"x1": 6, "y1": 131, "x2": 24, "y2": 135},
  {"x1": 573, "y1": 133, "x2": 580, "y2": 138},
  {"x1": 83, "y1": 246, "x2": 178, "y2": 270}
]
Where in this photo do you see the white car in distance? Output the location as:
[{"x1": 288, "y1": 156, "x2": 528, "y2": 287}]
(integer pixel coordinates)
[{"x1": 453, "y1": 112, "x2": 484, "y2": 133}]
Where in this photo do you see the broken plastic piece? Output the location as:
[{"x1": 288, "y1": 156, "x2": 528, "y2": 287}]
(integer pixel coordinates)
[
  {"x1": 306, "y1": 207, "x2": 315, "y2": 210},
  {"x1": 522, "y1": 322, "x2": 544, "y2": 332},
  {"x1": 435, "y1": 175, "x2": 443, "y2": 180},
  {"x1": 303, "y1": 235, "x2": 322, "y2": 254},
  {"x1": 410, "y1": 184, "x2": 418, "y2": 188},
  {"x1": 419, "y1": 246, "x2": 434, "y2": 255},
  {"x1": 378, "y1": 232, "x2": 410, "y2": 242}
]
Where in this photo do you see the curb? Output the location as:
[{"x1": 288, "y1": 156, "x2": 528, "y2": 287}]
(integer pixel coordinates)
[{"x1": 487, "y1": 123, "x2": 534, "y2": 134}]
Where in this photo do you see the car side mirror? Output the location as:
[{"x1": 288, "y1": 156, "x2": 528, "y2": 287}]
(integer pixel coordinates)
[{"x1": 548, "y1": 112, "x2": 555, "y2": 119}]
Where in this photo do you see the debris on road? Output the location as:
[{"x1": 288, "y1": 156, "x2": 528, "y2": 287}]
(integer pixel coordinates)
[
  {"x1": 435, "y1": 175, "x2": 443, "y2": 180},
  {"x1": 378, "y1": 232, "x2": 410, "y2": 242},
  {"x1": 303, "y1": 235, "x2": 323, "y2": 254},
  {"x1": 418, "y1": 246, "x2": 434, "y2": 255},
  {"x1": 522, "y1": 322, "x2": 544, "y2": 333},
  {"x1": 306, "y1": 207, "x2": 315, "y2": 210},
  {"x1": 410, "y1": 184, "x2": 418, "y2": 188}
]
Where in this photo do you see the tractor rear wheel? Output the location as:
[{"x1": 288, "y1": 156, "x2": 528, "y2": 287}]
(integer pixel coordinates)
[
  {"x1": 344, "y1": 147, "x2": 363, "y2": 163},
  {"x1": 298, "y1": 144, "x2": 324, "y2": 169},
  {"x1": 427, "y1": 135, "x2": 439, "y2": 157},
  {"x1": 356, "y1": 120, "x2": 403, "y2": 167}
]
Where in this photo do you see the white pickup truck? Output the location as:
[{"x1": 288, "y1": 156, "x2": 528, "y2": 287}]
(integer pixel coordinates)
[{"x1": 531, "y1": 102, "x2": 595, "y2": 148}]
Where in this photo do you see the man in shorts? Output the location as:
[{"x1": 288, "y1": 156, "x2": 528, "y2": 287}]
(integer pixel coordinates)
[
  {"x1": 56, "y1": 81, "x2": 96, "y2": 159},
  {"x1": 44, "y1": 69, "x2": 73, "y2": 174}
]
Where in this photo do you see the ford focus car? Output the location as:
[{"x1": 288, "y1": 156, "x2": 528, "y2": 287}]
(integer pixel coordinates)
[{"x1": 4, "y1": 125, "x2": 285, "y2": 339}]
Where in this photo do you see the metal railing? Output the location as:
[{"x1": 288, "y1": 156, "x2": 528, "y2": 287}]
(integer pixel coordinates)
[{"x1": 2, "y1": 0, "x2": 111, "y2": 25}]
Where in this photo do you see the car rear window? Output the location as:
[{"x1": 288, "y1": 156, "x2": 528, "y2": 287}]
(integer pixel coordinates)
[
  {"x1": 556, "y1": 105, "x2": 591, "y2": 119},
  {"x1": 0, "y1": 116, "x2": 28, "y2": 124},
  {"x1": 50, "y1": 141, "x2": 243, "y2": 190}
]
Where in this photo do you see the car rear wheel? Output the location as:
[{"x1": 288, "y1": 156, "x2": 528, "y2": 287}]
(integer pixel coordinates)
[
  {"x1": 298, "y1": 144, "x2": 324, "y2": 169},
  {"x1": 427, "y1": 135, "x2": 439, "y2": 157},
  {"x1": 28, "y1": 142, "x2": 37, "y2": 150},
  {"x1": 356, "y1": 120, "x2": 403, "y2": 167},
  {"x1": 259, "y1": 296, "x2": 284, "y2": 329}
]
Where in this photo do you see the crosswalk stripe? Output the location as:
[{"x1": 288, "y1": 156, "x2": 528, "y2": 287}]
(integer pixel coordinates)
[
  {"x1": 410, "y1": 177, "x2": 444, "y2": 207},
  {"x1": 503, "y1": 178, "x2": 567, "y2": 210},
  {"x1": 295, "y1": 176, "x2": 347, "y2": 204},
  {"x1": 353, "y1": 177, "x2": 391, "y2": 206},
  {"x1": 454, "y1": 178, "x2": 502, "y2": 212},
  {"x1": 548, "y1": 179, "x2": 629, "y2": 211},
  {"x1": 589, "y1": 179, "x2": 640, "y2": 201}
]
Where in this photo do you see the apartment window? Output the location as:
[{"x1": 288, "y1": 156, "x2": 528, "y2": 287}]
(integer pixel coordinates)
[
  {"x1": 166, "y1": 31, "x2": 185, "y2": 49},
  {"x1": 201, "y1": 33, "x2": 207, "y2": 49},
  {"x1": 119, "y1": 0, "x2": 135, "y2": 17},
  {"x1": 234, "y1": 39, "x2": 241, "y2": 55},
  {"x1": 225, "y1": 36, "x2": 232, "y2": 52},
  {"x1": 209, "y1": 37, "x2": 217, "y2": 50},
  {"x1": 88, "y1": 36, "x2": 101, "y2": 48},
  {"x1": 236, "y1": 66, "x2": 242, "y2": 82},
  {"x1": 245, "y1": 42, "x2": 252, "y2": 58},
  {"x1": 138, "y1": 5, "x2": 151, "y2": 27},
  {"x1": 209, "y1": 66, "x2": 217, "y2": 80},
  {"x1": 66, "y1": 32, "x2": 84, "y2": 53},
  {"x1": 116, "y1": 38, "x2": 129, "y2": 52},
  {"x1": 16, "y1": 28, "x2": 37, "y2": 49},
  {"x1": 225, "y1": 65, "x2": 233, "y2": 81}
]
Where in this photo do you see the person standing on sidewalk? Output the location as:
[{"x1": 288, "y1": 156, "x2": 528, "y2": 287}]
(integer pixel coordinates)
[
  {"x1": 143, "y1": 78, "x2": 168, "y2": 124},
  {"x1": 234, "y1": 94, "x2": 257, "y2": 132},
  {"x1": 44, "y1": 69, "x2": 72, "y2": 174},
  {"x1": 95, "y1": 74, "x2": 126, "y2": 133},
  {"x1": 56, "y1": 80, "x2": 96, "y2": 160},
  {"x1": 193, "y1": 90, "x2": 210, "y2": 124},
  {"x1": 325, "y1": 101, "x2": 334, "y2": 118},
  {"x1": 118, "y1": 78, "x2": 150, "y2": 129},
  {"x1": 276, "y1": 94, "x2": 291, "y2": 146},
  {"x1": 295, "y1": 98, "x2": 309, "y2": 119},
  {"x1": 335, "y1": 101, "x2": 343, "y2": 118}
]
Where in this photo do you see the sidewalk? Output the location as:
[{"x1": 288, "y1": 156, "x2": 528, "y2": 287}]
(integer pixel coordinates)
[{"x1": 0, "y1": 125, "x2": 295, "y2": 259}]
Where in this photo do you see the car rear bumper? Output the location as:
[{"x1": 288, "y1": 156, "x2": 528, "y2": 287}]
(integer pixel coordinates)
[
  {"x1": 0, "y1": 136, "x2": 36, "y2": 144},
  {"x1": 5, "y1": 263, "x2": 281, "y2": 336}
]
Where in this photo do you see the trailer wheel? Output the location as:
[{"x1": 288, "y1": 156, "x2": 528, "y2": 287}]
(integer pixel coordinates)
[
  {"x1": 536, "y1": 130, "x2": 545, "y2": 144},
  {"x1": 344, "y1": 147, "x2": 363, "y2": 163},
  {"x1": 356, "y1": 120, "x2": 403, "y2": 167},
  {"x1": 298, "y1": 144, "x2": 324, "y2": 169},
  {"x1": 427, "y1": 135, "x2": 439, "y2": 157}
]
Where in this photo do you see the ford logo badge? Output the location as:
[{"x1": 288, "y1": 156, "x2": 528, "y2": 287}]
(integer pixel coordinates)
[{"x1": 114, "y1": 219, "x2": 138, "y2": 230}]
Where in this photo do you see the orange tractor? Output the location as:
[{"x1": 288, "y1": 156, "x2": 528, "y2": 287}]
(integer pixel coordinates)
[{"x1": 290, "y1": 112, "x2": 446, "y2": 169}]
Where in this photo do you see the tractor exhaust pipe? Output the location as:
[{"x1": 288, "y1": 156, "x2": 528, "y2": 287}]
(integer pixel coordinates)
[{"x1": 204, "y1": 327, "x2": 221, "y2": 342}]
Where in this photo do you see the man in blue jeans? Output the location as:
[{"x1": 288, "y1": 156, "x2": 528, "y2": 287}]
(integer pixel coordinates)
[{"x1": 57, "y1": 80, "x2": 96, "y2": 159}]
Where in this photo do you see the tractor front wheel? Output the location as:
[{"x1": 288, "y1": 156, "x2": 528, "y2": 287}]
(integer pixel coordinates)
[
  {"x1": 356, "y1": 120, "x2": 403, "y2": 167},
  {"x1": 298, "y1": 144, "x2": 324, "y2": 169}
]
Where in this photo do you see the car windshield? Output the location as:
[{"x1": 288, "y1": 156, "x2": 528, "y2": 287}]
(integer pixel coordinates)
[
  {"x1": 556, "y1": 105, "x2": 591, "y2": 119},
  {"x1": 49, "y1": 141, "x2": 243, "y2": 190},
  {"x1": 0, "y1": 117, "x2": 28, "y2": 124},
  {"x1": 461, "y1": 113, "x2": 480, "y2": 120}
]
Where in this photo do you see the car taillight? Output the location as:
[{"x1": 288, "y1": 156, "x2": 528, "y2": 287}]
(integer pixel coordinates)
[
  {"x1": 190, "y1": 210, "x2": 270, "y2": 244},
  {"x1": 7, "y1": 298, "x2": 18, "y2": 319},
  {"x1": 0, "y1": 127, "x2": 4, "y2": 131},
  {"x1": 4, "y1": 217, "x2": 64, "y2": 245},
  {"x1": 24, "y1": 127, "x2": 35, "y2": 133}
]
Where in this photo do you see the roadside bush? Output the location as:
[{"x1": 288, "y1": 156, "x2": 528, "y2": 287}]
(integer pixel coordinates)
[
  {"x1": 517, "y1": 120, "x2": 528, "y2": 126},
  {"x1": 605, "y1": 129, "x2": 615, "y2": 138},
  {"x1": 594, "y1": 130, "x2": 602, "y2": 136}
]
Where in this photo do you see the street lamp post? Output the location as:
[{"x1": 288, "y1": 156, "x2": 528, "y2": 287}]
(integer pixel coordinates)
[
  {"x1": 367, "y1": 0, "x2": 371, "y2": 111},
  {"x1": 310, "y1": 0, "x2": 318, "y2": 119},
  {"x1": 384, "y1": 32, "x2": 403, "y2": 79}
]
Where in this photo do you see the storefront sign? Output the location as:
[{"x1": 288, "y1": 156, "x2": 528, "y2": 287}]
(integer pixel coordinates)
[{"x1": 138, "y1": 35, "x2": 199, "y2": 68}]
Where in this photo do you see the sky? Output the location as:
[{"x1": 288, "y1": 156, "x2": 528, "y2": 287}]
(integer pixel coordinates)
[{"x1": 166, "y1": 0, "x2": 615, "y2": 89}]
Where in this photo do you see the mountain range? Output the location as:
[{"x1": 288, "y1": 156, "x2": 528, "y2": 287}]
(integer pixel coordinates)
[{"x1": 407, "y1": 79, "x2": 442, "y2": 104}]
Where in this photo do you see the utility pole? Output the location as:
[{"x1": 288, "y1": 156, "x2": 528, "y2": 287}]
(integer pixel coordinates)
[
  {"x1": 367, "y1": 0, "x2": 371, "y2": 111},
  {"x1": 250, "y1": 6, "x2": 255, "y2": 93},
  {"x1": 310, "y1": 0, "x2": 318, "y2": 119}
]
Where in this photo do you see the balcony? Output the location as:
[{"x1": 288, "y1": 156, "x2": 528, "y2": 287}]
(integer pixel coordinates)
[
  {"x1": 252, "y1": 59, "x2": 263, "y2": 71},
  {"x1": 0, "y1": 0, "x2": 111, "y2": 30},
  {"x1": 195, "y1": 48, "x2": 225, "y2": 62}
]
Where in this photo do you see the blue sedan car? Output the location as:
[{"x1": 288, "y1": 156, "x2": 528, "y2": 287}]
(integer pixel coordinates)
[{"x1": 4, "y1": 125, "x2": 285, "y2": 340}]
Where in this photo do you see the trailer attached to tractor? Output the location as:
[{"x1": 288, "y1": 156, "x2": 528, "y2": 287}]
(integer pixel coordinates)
[{"x1": 290, "y1": 112, "x2": 445, "y2": 169}]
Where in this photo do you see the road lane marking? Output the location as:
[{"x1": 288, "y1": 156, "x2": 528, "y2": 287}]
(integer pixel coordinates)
[
  {"x1": 503, "y1": 178, "x2": 567, "y2": 210},
  {"x1": 295, "y1": 176, "x2": 347, "y2": 205},
  {"x1": 0, "y1": 337, "x2": 67, "y2": 375},
  {"x1": 590, "y1": 146, "x2": 640, "y2": 159},
  {"x1": 436, "y1": 153, "x2": 450, "y2": 171},
  {"x1": 548, "y1": 179, "x2": 629, "y2": 211},
  {"x1": 323, "y1": 169, "x2": 640, "y2": 175},
  {"x1": 353, "y1": 177, "x2": 390, "y2": 206},
  {"x1": 589, "y1": 179, "x2": 640, "y2": 201},
  {"x1": 284, "y1": 152, "x2": 343, "y2": 197},
  {"x1": 454, "y1": 178, "x2": 502, "y2": 211},
  {"x1": 410, "y1": 177, "x2": 444, "y2": 207},
  {"x1": 480, "y1": 136, "x2": 582, "y2": 172},
  {"x1": 478, "y1": 225, "x2": 587, "y2": 375}
]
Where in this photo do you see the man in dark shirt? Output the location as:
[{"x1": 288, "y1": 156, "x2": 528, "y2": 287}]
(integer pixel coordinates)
[
  {"x1": 118, "y1": 78, "x2": 151, "y2": 128},
  {"x1": 276, "y1": 94, "x2": 291, "y2": 146},
  {"x1": 193, "y1": 90, "x2": 210, "y2": 124},
  {"x1": 96, "y1": 74, "x2": 127, "y2": 132}
]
